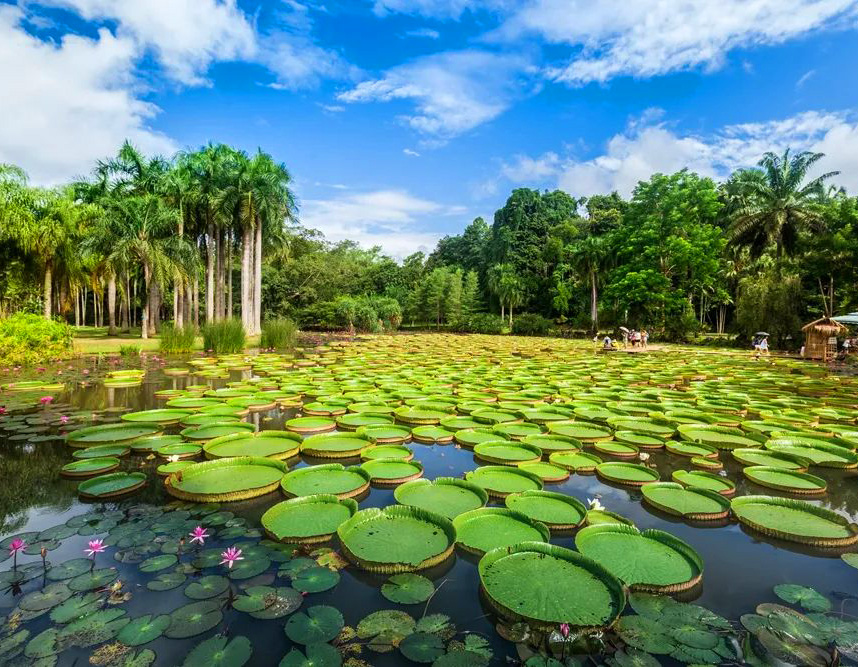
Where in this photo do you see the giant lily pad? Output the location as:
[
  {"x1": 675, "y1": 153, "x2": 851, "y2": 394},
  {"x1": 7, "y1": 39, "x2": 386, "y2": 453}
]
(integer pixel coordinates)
[
  {"x1": 286, "y1": 417, "x2": 336, "y2": 433},
  {"x1": 732, "y1": 447, "x2": 809, "y2": 470},
  {"x1": 122, "y1": 409, "x2": 192, "y2": 425},
  {"x1": 360, "y1": 444, "x2": 414, "y2": 461},
  {"x1": 678, "y1": 425, "x2": 761, "y2": 450},
  {"x1": 464, "y1": 465, "x2": 543, "y2": 498},
  {"x1": 361, "y1": 459, "x2": 424, "y2": 485},
  {"x1": 523, "y1": 433, "x2": 581, "y2": 453},
  {"x1": 504, "y1": 490, "x2": 586, "y2": 530},
  {"x1": 731, "y1": 495, "x2": 858, "y2": 547},
  {"x1": 411, "y1": 426, "x2": 454, "y2": 443},
  {"x1": 595, "y1": 462, "x2": 659, "y2": 486},
  {"x1": 166, "y1": 457, "x2": 288, "y2": 502},
  {"x1": 262, "y1": 495, "x2": 358, "y2": 543},
  {"x1": 72, "y1": 444, "x2": 130, "y2": 459},
  {"x1": 478, "y1": 541, "x2": 626, "y2": 629},
  {"x1": 670, "y1": 469, "x2": 735, "y2": 496},
  {"x1": 547, "y1": 422, "x2": 613, "y2": 441},
  {"x1": 381, "y1": 573, "x2": 434, "y2": 604},
  {"x1": 300, "y1": 433, "x2": 369, "y2": 458},
  {"x1": 743, "y1": 466, "x2": 827, "y2": 494},
  {"x1": 576, "y1": 524, "x2": 703, "y2": 592},
  {"x1": 280, "y1": 464, "x2": 371, "y2": 499},
  {"x1": 60, "y1": 457, "x2": 120, "y2": 478},
  {"x1": 78, "y1": 472, "x2": 146, "y2": 500},
  {"x1": 393, "y1": 477, "x2": 488, "y2": 519},
  {"x1": 337, "y1": 506, "x2": 455, "y2": 572},
  {"x1": 452, "y1": 508, "x2": 549, "y2": 555},
  {"x1": 548, "y1": 450, "x2": 602, "y2": 472},
  {"x1": 203, "y1": 430, "x2": 300, "y2": 460},
  {"x1": 641, "y1": 482, "x2": 731, "y2": 520},
  {"x1": 66, "y1": 423, "x2": 162, "y2": 447},
  {"x1": 766, "y1": 438, "x2": 858, "y2": 469},
  {"x1": 181, "y1": 422, "x2": 256, "y2": 442},
  {"x1": 473, "y1": 441, "x2": 542, "y2": 465}
]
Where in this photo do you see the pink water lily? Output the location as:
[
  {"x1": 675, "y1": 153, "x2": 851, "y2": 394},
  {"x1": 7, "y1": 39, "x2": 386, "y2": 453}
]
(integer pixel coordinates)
[
  {"x1": 60, "y1": 415, "x2": 69, "y2": 424},
  {"x1": 559, "y1": 623, "x2": 570, "y2": 638},
  {"x1": 0, "y1": 406, "x2": 6, "y2": 416},
  {"x1": 189, "y1": 526, "x2": 209, "y2": 545},
  {"x1": 85, "y1": 539, "x2": 106, "y2": 557},
  {"x1": 9, "y1": 538, "x2": 26, "y2": 570},
  {"x1": 220, "y1": 547, "x2": 243, "y2": 569},
  {"x1": 39, "y1": 396, "x2": 54, "y2": 405}
]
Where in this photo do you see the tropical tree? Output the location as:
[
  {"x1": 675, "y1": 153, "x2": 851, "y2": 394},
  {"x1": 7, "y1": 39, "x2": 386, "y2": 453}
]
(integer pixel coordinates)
[
  {"x1": 728, "y1": 149, "x2": 839, "y2": 259},
  {"x1": 568, "y1": 234, "x2": 609, "y2": 333}
]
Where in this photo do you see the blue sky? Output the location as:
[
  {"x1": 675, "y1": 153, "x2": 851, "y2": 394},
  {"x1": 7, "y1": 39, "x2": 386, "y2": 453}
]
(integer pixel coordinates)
[{"x1": 2, "y1": 0, "x2": 858, "y2": 257}]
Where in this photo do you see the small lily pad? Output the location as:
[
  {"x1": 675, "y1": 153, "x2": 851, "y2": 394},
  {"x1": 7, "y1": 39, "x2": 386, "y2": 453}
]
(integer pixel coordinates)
[
  {"x1": 291, "y1": 566, "x2": 340, "y2": 593},
  {"x1": 284, "y1": 605, "x2": 344, "y2": 644},
  {"x1": 165, "y1": 600, "x2": 223, "y2": 639},
  {"x1": 147, "y1": 571, "x2": 187, "y2": 591},
  {"x1": 773, "y1": 584, "x2": 832, "y2": 612},
  {"x1": 182, "y1": 635, "x2": 252, "y2": 667},
  {"x1": 116, "y1": 614, "x2": 171, "y2": 646},
  {"x1": 185, "y1": 575, "x2": 230, "y2": 600},
  {"x1": 381, "y1": 573, "x2": 434, "y2": 604},
  {"x1": 278, "y1": 643, "x2": 342, "y2": 667},
  {"x1": 400, "y1": 632, "x2": 445, "y2": 663}
]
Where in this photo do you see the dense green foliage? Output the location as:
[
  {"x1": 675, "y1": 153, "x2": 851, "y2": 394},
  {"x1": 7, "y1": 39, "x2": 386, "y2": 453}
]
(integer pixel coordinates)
[
  {"x1": 202, "y1": 319, "x2": 246, "y2": 354},
  {"x1": 0, "y1": 313, "x2": 73, "y2": 365},
  {"x1": 158, "y1": 324, "x2": 197, "y2": 354},
  {"x1": 260, "y1": 318, "x2": 298, "y2": 350}
]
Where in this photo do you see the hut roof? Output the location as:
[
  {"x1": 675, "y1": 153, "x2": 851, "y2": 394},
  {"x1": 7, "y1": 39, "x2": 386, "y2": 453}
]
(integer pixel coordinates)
[{"x1": 802, "y1": 317, "x2": 848, "y2": 334}]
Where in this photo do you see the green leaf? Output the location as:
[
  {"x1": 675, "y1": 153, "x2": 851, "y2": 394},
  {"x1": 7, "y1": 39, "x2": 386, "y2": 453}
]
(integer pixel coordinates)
[
  {"x1": 182, "y1": 635, "x2": 252, "y2": 667},
  {"x1": 381, "y1": 574, "x2": 435, "y2": 604},
  {"x1": 399, "y1": 632, "x2": 445, "y2": 663},
  {"x1": 284, "y1": 606, "x2": 344, "y2": 645},
  {"x1": 356, "y1": 609, "x2": 416, "y2": 652},
  {"x1": 185, "y1": 575, "x2": 230, "y2": 600},
  {"x1": 278, "y1": 643, "x2": 342, "y2": 667},
  {"x1": 165, "y1": 601, "x2": 223, "y2": 639},
  {"x1": 116, "y1": 614, "x2": 171, "y2": 646},
  {"x1": 291, "y1": 566, "x2": 340, "y2": 594},
  {"x1": 773, "y1": 584, "x2": 832, "y2": 612}
]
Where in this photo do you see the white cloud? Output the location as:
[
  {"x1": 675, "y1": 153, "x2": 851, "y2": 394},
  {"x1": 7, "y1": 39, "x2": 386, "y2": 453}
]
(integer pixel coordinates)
[
  {"x1": 404, "y1": 28, "x2": 441, "y2": 39},
  {"x1": 319, "y1": 104, "x2": 346, "y2": 113},
  {"x1": 337, "y1": 50, "x2": 531, "y2": 140},
  {"x1": 403, "y1": 148, "x2": 421, "y2": 157},
  {"x1": 495, "y1": 0, "x2": 858, "y2": 84},
  {"x1": 0, "y1": 5, "x2": 175, "y2": 185},
  {"x1": 37, "y1": 0, "x2": 256, "y2": 86},
  {"x1": 299, "y1": 189, "x2": 464, "y2": 258},
  {"x1": 796, "y1": 69, "x2": 817, "y2": 88},
  {"x1": 491, "y1": 110, "x2": 858, "y2": 197}
]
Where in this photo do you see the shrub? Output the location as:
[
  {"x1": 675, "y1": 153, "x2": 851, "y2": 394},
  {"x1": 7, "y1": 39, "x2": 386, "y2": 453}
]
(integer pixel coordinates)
[
  {"x1": 511, "y1": 313, "x2": 553, "y2": 336},
  {"x1": 450, "y1": 314, "x2": 506, "y2": 335},
  {"x1": 159, "y1": 324, "x2": 196, "y2": 354},
  {"x1": 372, "y1": 297, "x2": 402, "y2": 331},
  {"x1": 119, "y1": 344, "x2": 141, "y2": 357},
  {"x1": 260, "y1": 318, "x2": 298, "y2": 350},
  {"x1": 353, "y1": 301, "x2": 381, "y2": 333},
  {"x1": 0, "y1": 314, "x2": 73, "y2": 366},
  {"x1": 202, "y1": 318, "x2": 246, "y2": 354}
]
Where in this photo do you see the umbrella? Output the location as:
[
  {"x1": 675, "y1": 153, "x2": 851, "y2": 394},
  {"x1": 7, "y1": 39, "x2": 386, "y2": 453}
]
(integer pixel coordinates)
[
  {"x1": 619, "y1": 326, "x2": 630, "y2": 333},
  {"x1": 833, "y1": 313, "x2": 858, "y2": 326},
  {"x1": 755, "y1": 332, "x2": 769, "y2": 337}
]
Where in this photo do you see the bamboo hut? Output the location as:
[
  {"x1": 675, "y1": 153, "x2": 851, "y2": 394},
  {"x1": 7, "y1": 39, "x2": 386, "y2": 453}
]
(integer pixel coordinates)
[{"x1": 802, "y1": 317, "x2": 847, "y2": 361}]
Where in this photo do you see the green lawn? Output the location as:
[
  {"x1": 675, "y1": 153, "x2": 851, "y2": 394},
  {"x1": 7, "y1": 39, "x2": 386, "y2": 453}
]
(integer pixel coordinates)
[{"x1": 71, "y1": 326, "x2": 260, "y2": 355}]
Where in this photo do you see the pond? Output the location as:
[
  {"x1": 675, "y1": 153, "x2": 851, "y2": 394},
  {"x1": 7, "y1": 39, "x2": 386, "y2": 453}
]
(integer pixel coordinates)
[{"x1": 1, "y1": 334, "x2": 858, "y2": 666}]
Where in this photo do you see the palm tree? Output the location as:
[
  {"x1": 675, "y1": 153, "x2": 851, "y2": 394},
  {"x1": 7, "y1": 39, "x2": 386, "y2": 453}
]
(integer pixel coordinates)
[
  {"x1": 88, "y1": 195, "x2": 195, "y2": 339},
  {"x1": 568, "y1": 234, "x2": 609, "y2": 333},
  {"x1": 728, "y1": 149, "x2": 839, "y2": 259}
]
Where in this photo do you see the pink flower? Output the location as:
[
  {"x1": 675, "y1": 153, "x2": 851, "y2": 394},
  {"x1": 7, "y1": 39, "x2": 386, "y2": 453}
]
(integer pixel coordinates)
[
  {"x1": 559, "y1": 623, "x2": 570, "y2": 638},
  {"x1": 37, "y1": 367, "x2": 45, "y2": 372},
  {"x1": 82, "y1": 369, "x2": 90, "y2": 375},
  {"x1": 40, "y1": 396, "x2": 54, "y2": 405},
  {"x1": 219, "y1": 547, "x2": 243, "y2": 569},
  {"x1": 189, "y1": 526, "x2": 209, "y2": 545},
  {"x1": 60, "y1": 415, "x2": 69, "y2": 424},
  {"x1": 8, "y1": 538, "x2": 25, "y2": 557},
  {"x1": 85, "y1": 539, "x2": 106, "y2": 557},
  {"x1": 0, "y1": 407, "x2": 6, "y2": 416}
]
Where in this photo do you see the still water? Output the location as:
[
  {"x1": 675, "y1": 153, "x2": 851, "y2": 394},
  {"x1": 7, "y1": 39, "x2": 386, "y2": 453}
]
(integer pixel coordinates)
[{"x1": 1, "y1": 344, "x2": 857, "y2": 666}]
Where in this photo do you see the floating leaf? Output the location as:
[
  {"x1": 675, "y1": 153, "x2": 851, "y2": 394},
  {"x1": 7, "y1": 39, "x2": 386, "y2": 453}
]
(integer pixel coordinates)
[
  {"x1": 57, "y1": 608, "x2": 129, "y2": 648},
  {"x1": 185, "y1": 575, "x2": 229, "y2": 600},
  {"x1": 49, "y1": 592, "x2": 104, "y2": 624},
  {"x1": 278, "y1": 643, "x2": 342, "y2": 667},
  {"x1": 116, "y1": 614, "x2": 170, "y2": 646},
  {"x1": 291, "y1": 566, "x2": 340, "y2": 593},
  {"x1": 248, "y1": 587, "x2": 303, "y2": 619},
  {"x1": 19, "y1": 582, "x2": 72, "y2": 612},
  {"x1": 182, "y1": 635, "x2": 252, "y2": 667},
  {"x1": 399, "y1": 632, "x2": 445, "y2": 663},
  {"x1": 356, "y1": 610, "x2": 416, "y2": 652},
  {"x1": 68, "y1": 567, "x2": 118, "y2": 592},
  {"x1": 381, "y1": 574, "x2": 434, "y2": 604},
  {"x1": 146, "y1": 571, "x2": 187, "y2": 591},
  {"x1": 165, "y1": 601, "x2": 223, "y2": 639},
  {"x1": 138, "y1": 554, "x2": 177, "y2": 573},
  {"x1": 285, "y1": 606, "x2": 344, "y2": 645},
  {"x1": 774, "y1": 584, "x2": 832, "y2": 612}
]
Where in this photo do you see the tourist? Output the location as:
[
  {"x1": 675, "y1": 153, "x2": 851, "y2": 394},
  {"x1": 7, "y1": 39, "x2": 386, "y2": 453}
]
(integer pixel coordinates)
[
  {"x1": 603, "y1": 335, "x2": 613, "y2": 349},
  {"x1": 629, "y1": 329, "x2": 637, "y2": 347},
  {"x1": 622, "y1": 330, "x2": 629, "y2": 348},
  {"x1": 758, "y1": 335, "x2": 769, "y2": 356},
  {"x1": 642, "y1": 329, "x2": 649, "y2": 348}
]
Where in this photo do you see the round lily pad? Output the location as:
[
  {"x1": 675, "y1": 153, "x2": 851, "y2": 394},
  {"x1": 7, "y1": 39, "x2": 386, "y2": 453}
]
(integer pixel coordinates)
[
  {"x1": 356, "y1": 424, "x2": 412, "y2": 443},
  {"x1": 147, "y1": 572, "x2": 187, "y2": 591},
  {"x1": 285, "y1": 605, "x2": 344, "y2": 644},
  {"x1": 548, "y1": 450, "x2": 602, "y2": 472},
  {"x1": 576, "y1": 524, "x2": 703, "y2": 592},
  {"x1": 360, "y1": 444, "x2": 414, "y2": 461},
  {"x1": 464, "y1": 465, "x2": 543, "y2": 498},
  {"x1": 78, "y1": 472, "x2": 146, "y2": 500},
  {"x1": 361, "y1": 459, "x2": 424, "y2": 485},
  {"x1": 731, "y1": 495, "x2": 858, "y2": 546},
  {"x1": 166, "y1": 457, "x2": 288, "y2": 502},
  {"x1": 731, "y1": 448, "x2": 809, "y2": 470},
  {"x1": 504, "y1": 490, "x2": 586, "y2": 530},
  {"x1": 139, "y1": 554, "x2": 178, "y2": 572},
  {"x1": 595, "y1": 462, "x2": 660, "y2": 486},
  {"x1": 65, "y1": 423, "x2": 162, "y2": 447},
  {"x1": 122, "y1": 409, "x2": 192, "y2": 425},
  {"x1": 165, "y1": 600, "x2": 223, "y2": 639},
  {"x1": 155, "y1": 443, "x2": 202, "y2": 459},
  {"x1": 765, "y1": 439, "x2": 858, "y2": 469},
  {"x1": 337, "y1": 506, "x2": 455, "y2": 572},
  {"x1": 57, "y1": 607, "x2": 129, "y2": 647},
  {"x1": 641, "y1": 482, "x2": 731, "y2": 520},
  {"x1": 129, "y1": 434, "x2": 184, "y2": 453},
  {"x1": 356, "y1": 609, "x2": 416, "y2": 651},
  {"x1": 473, "y1": 441, "x2": 542, "y2": 465},
  {"x1": 454, "y1": 429, "x2": 507, "y2": 448},
  {"x1": 116, "y1": 614, "x2": 171, "y2": 646},
  {"x1": 594, "y1": 441, "x2": 640, "y2": 459},
  {"x1": 394, "y1": 477, "x2": 488, "y2": 519},
  {"x1": 60, "y1": 457, "x2": 120, "y2": 478},
  {"x1": 185, "y1": 575, "x2": 229, "y2": 599},
  {"x1": 291, "y1": 566, "x2": 340, "y2": 593},
  {"x1": 300, "y1": 433, "x2": 369, "y2": 458},
  {"x1": 279, "y1": 643, "x2": 342, "y2": 667},
  {"x1": 518, "y1": 462, "x2": 570, "y2": 482},
  {"x1": 743, "y1": 466, "x2": 827, "y2": 494},
  {"x1": 286, "y1": 417, "x2": 336, "y2": 433},
  {"x1": 665, "y1": 441, "x2": 719, "y2": 459},
  {"x1": 19, "y1": 582, "x2": 72, "y2": 611},
  {"x1": 280, "y1": 464, "x2": 371, "y2": 499},
  {"x1": 203, "y1": 431, "x2": 300, "y2": 460},
  {"x1": 68, "y1": 567, "x2": 118, "y2": 592},
  {"x1": 479, "y1": 541, "x2": 626, "y2": 629},
  {"x1": 46, "y1": 558, "x2": 92, "y2": 581},
  {"x1": 773, "y1": 584, "x2": 832, "y2": 612},
  {"x1": 547, "y1": 421, "x2": 613, "y2": 441},
  {"x1": 181, "y1": 422, "x2": 256, "y2": 442},
  {"x1": 248, "y1": 586, "x2": 303, "y2": 619},
  {"x1": 50, "y1": 592, "x2": 104, "y2": 622},
  {"x1": 157, "y1": 461, "x2": 195, "y2": 477},
  {"x1": 411, "y1": 426, "x2": 454, "y2": 443},
  {"x1": 678, "y1": 425, "x2": 761, "y2": 450},
  {"x1": 453, "y1": 508, "x2": 549, "y2": 555},
  {"x1": 182, "y1": 634, "x2": 252, "y2": 667},
  {"x1": 381, "y1": 573, "x2": 434, "y2": 604},
  {"x1": 523, "y1": 433, "x2": 581, "y2": 452},
  {"x1": 670, "y1": 470, "x2": 736, "y2": 496},
  {"x1": 262, "y1": 495, "x2": 356, "y2": 544},
  {"x1": 400, "y1": 632, "x2": 445, "y2": 663},
  {"x1": 72, "y1": 444, "x2": 130, "y2": 459}
]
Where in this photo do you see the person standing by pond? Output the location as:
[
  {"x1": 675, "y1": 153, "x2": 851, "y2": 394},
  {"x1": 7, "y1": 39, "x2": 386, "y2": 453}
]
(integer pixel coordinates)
[{"x1": 641, "y1": 329, "x2": 649, "y2": 348}]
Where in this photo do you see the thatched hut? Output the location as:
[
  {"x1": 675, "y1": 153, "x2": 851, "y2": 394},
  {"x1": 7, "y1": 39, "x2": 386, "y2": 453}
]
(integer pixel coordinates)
[{"x1": 802, "y1": 317, "x2": 847, "y2": 361}]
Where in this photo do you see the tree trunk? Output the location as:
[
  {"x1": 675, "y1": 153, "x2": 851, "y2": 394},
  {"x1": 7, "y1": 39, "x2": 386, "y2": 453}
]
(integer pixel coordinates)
[
  {"x1": 107, "y1": 275, "x2": 117, "y2": 335},
  {"x1": 184, "y1": 282, "x2": 192, "y2": 330},
  {"x1": 150, "y1": 283, "x2": 160, "y2": 336},
  {"x1": 43, "y1": 262, "x2": 53, "y2": 319},
  {"x1": 216, "y1": 224, "x2": 225, "y2": 320},
  {"x1": 509, "y1": 303, "x2": 513, "y2": 328},
  {"x1": 124, "y1": 274, "x2": 131, "y2": 332},
  {"x1": 241, "y1": 224, "x2": 252, "y2": 333},
  {"x1": 590, "y1": 270, "x2": 598, "y2": 333},
  {"x1": 193, "y1": 275, "x2": 199, "y2": 329},
  {"x1": 206, "y1": 220, "x2": 215, "y2": 323},
  {"x1": 253, "y1": 222, "x2": 263, "y2": 335},
  {"x1": 175, "y1": 208, "x2": 184, "y2": 328},
  {"x1": 227, "y1": 232, "x2": 233, "y2": 318},
  {"x1": 74, "y1": 288, "x2": 80, "y2": 327},
  {"x1": 141, "y1": 265, "x2": 150, "y2": 340},
  {"x1": 500, "y1": 303, "x2": 504, "y2": 321}
]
